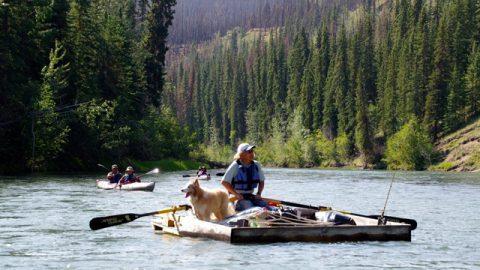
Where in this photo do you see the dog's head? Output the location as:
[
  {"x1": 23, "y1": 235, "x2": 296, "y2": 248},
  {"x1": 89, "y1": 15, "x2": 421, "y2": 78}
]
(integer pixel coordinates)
[{"x1": 181, "y1": 178, "x2": 200, "y2": 198}]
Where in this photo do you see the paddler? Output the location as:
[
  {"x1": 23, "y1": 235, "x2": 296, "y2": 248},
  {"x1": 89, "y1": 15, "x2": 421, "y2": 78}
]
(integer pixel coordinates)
[
  {"x1": 120, "y1": 166, "x2": 141, "y2": 184},
  {"x1": 221, "y1": 143, "x2": 268, "y2": 211},
  {"x1": 107, "y1": 164, "x2": 122, "y2": 184}
]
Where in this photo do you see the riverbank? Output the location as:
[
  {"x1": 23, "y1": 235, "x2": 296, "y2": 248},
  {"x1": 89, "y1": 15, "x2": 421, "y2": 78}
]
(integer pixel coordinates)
[{"x1": 429, "y1": 118, "x2": 480, "y2": 172}]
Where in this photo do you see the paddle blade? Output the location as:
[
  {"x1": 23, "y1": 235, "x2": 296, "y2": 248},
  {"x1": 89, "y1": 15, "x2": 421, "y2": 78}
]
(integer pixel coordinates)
[
  {"x1": 97, "y1": 164, "x2": 108, "y2": 170},
  {"x1": 89, "y1": 213, "x2": 139, "y2": 230},
  {"x1": 182, "y1": 174, "x2": 191, "y2": 177},
  {"x1": 147, "y1": 168, "x2": 160, "y2": 174},
  {"x1": 216, "y1": 172, "x2": 225, "y2": 176}
]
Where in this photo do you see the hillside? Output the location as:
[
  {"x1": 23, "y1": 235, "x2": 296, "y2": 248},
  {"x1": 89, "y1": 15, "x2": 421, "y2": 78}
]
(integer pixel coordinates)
[
  {"x1": 431, "y1": 119, "x2": 480, "y2": 172},
  {"x1": 164, "y1": 0, "x2": 480, "y2": 171}
]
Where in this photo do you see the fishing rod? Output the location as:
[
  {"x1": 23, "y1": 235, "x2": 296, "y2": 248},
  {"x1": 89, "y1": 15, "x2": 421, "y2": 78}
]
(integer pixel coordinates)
[{"x1": 378, "y1": 172, "x2": 396, "y2": 225}]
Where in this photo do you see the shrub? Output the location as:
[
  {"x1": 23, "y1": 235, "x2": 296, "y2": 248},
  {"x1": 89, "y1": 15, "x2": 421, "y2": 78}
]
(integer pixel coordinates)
[{"x1": 385, "y1": 117, "x2": 434, "y2": 170}]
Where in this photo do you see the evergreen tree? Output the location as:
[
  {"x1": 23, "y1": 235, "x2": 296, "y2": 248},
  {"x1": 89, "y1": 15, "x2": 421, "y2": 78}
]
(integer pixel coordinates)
[
  {"x1": 299, "y1": 59, "x2": 314, "y2": 130},
  {"x1": 311, "y1": 24, "x2": 329, "y2": 130},
  {"x1": 31, "y1": 41, "x2": 70, "y2": 171},
  {"x1": 144, "y1": 0, "x2": 176, "y2": 107},
  {"x1": 465, "y1": 41, "x2": 480, "y2": 119},
  {"x1": 286, "y1": 28, "x2": 309, "y2": 116},
  {"x1": 424, "y1": 11, "x2": 451, "y2": 140},
  {"x1": 444, "y1": 66, "x2": 466, "y2": 132}
]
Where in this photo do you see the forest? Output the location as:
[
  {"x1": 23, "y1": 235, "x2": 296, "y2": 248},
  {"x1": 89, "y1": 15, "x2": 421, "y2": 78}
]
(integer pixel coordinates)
[
  {"x1": 0, "y1": 0, "x2": 187, "y2": 174},
  {"x1": 165, "y1": 0, "x2": 480, "y2": 170},
  {"x1": 2, "y1": 0, "x2": 480, "y2": 174}
]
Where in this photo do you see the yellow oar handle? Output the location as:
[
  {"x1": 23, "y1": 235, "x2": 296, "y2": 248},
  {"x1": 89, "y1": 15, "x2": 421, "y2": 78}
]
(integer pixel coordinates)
[{"x1": 149, "y1": 205, "x2": 191, "y2": 217}]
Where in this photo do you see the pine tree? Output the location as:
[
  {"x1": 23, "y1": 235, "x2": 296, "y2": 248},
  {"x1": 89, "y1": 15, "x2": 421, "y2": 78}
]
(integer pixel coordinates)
[
  {"x1": 311, "y1": 24, "x2": 329, "y2": 130},
  {"x1": 424, "y1": 10, "x2": 451, "y2": 140},
  {"x1": 144, "y1": 0, "x2": 176, "y2": 107},
  {"x1": 444, "y1": 66, "x2": 466, "y2": 132},
  {"x1": 286, "y1": 28, "x2": 309, "y2": 116},
  {"x1": 31, "y1": 41, "x2": 70, "y2": 171},
  {"x1": 65, "y1": 0, "x2": 101, "y2": 103},
  {"x1": 465, "y1": 41, "x2": 480, "y2": 119},
  {"x1": 299, "y1": 59, "x2": 314, "y2": 130}
]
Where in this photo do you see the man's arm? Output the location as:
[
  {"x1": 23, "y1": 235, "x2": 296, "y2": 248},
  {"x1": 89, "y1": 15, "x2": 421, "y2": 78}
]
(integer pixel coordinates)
[
  {"x1": 221, "y1": 181, "x2": 243, "y2": 200},
  {"x1": 256, "y1": 181, "x2": 264, "y2": 198}
]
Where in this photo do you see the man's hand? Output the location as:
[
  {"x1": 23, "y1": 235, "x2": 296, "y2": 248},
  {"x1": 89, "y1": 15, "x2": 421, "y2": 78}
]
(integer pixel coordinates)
[
  {"x1": 254, "y1": 193, "x2": 262, "y2": 200},
  {"x1": 235, "y1": 193, "x2": 244, "y2": 201}
]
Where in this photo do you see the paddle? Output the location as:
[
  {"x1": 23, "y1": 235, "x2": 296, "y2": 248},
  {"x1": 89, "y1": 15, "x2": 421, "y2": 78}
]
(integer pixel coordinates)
[
  {"x1": 263, "y1": 198, "x2": 417, "y2": 230},
  {"x1": 137, "y1": 168, "x2": 159, "y2": 178},
  {"x1": 97, "y1": 163, "x2": 109, "y2": 171},
  {"x1": 89, "y1": 204, "x2": 191, "y2": 230},
  {"x1": 116, "y1": 168, "x2": 159, "y2": 188}
]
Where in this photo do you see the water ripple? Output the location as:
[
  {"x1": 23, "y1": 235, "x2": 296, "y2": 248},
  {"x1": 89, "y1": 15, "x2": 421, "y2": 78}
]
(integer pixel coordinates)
[{"x1": 0, "y1": 170, "x2": 479, "y2": 269}]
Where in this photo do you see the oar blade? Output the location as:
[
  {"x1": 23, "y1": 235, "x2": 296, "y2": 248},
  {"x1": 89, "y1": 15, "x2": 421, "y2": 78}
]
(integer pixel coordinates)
[
  {"x1": 148, "y1": 168, "x2": 160, "y2": 174},
  {"x1": 89, "y1": 213, "x2": 138, "y2": 230},
  {"x1": 369, "y1": 215, "x2": 417, "y2": 230},
  {"x1": 215, "y1": 172, "x2": 225, "y2": 176}
]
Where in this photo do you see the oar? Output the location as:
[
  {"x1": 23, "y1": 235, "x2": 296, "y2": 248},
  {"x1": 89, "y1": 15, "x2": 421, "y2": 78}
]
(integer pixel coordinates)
[
  {"x1": 263, "y1": 198, "x2": 417, "y2": 230},
  {"x1": 115, "y1": 168, "x2": 159, "y2": 189},
  {"x1": 216, "y1": 172, "x2": 225, "y2": 176},
  {"x1": 89, "y1": 204, "x2": 191, "y2": 230},
  {"x1": 97, "y1": 163, "x2": 109, "y2": 171},
  {"x1": 137, "y1": 168, "x2": 159, "y2": 178}
]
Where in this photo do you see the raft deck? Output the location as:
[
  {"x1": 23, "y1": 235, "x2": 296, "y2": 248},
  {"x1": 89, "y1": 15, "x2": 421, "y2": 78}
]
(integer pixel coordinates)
[{"x1": 152, "y1": 211, "x2": 412, "y2": 244}]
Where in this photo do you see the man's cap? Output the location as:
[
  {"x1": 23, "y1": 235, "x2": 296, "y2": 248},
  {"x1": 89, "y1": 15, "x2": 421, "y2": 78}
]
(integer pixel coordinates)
[
  {"x1": 126, "y1": 166, "x2": 134, "y2": 172},
  {"x1": 111, "y1": 164, "x2": 118, "y2": 169},
  {"x1": 237, "y1": 143, "x2": 255, "y2": 154}
]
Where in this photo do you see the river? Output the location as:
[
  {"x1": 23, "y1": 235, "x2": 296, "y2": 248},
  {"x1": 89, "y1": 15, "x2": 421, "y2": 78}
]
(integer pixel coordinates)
[{"x1": 1, "y1": 169, "x2": 479, "y2": 269}]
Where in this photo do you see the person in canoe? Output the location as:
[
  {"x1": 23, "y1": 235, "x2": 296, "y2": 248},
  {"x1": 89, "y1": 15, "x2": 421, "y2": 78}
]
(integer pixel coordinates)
[
  {"x1": 120, "y1": 166, "x2": 141, "y2": 184},
  {"x1": 221, "y1": 143, "x2": 268, "y2": 211},
  {"x1": 107, "y1": 164, "x2": 122, "y2": 184},
  {"x1": 197, "y1": 166, "x2": 208, "y2": 177}
]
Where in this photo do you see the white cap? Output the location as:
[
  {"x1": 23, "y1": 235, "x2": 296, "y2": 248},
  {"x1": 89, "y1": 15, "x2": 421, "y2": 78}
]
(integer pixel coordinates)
[{"x1": 237, "y1": 143, "x2": 255, "y2": 154}]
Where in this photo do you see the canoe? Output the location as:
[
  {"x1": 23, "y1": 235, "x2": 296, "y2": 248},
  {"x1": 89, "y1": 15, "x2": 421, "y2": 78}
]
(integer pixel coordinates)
[
  {"x1": 152, "y1": 207, "x2": 412, "y2": 243},
  {"x1": 198, "y1": 174, "x2": 211, "y2": 181},
  {"x1": 96, "y1": 180, "x2": 155, "y2": 191}
]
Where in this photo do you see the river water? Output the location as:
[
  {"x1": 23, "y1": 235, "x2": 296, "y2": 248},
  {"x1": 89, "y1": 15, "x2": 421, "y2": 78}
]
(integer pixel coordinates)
[{"x1": 1, "y1": 169, "x2": 479, "y2": 269}]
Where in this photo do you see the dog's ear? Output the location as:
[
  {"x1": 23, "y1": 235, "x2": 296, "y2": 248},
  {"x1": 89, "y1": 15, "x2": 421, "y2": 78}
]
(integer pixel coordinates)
[{"x1": 193, "y1": 178, "x2": 200, "y2": 186}]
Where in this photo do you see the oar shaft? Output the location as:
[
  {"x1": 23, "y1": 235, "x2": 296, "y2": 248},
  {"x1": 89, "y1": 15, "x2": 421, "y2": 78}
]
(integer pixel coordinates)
[
  {"x1": 263, "y1": 198, "x2": 330, "y2": 211},
  {"x1": 262, "y1": 197, "x2": 416, "y2": 230},
  {"x1": 137, "y1": 205, "x2": 191, "y2": 218}
]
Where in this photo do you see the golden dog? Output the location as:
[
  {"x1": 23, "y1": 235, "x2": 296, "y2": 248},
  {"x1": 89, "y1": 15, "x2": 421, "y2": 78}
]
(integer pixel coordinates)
[{"x1": 181, "y1": 178, "x2": 233, "y2": 221}]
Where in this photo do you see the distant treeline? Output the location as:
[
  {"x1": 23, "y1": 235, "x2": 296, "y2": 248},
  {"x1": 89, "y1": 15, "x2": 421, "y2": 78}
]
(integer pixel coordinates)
[
  {"x1": 0, "y1": 0, "x2": 194, "y2": 174},
  {"x1": 166, "y1": 0, "x2": 480, "y2": 169},
  {"x1": 168, "y1": 0, "x2": 365, "y2": 45}
]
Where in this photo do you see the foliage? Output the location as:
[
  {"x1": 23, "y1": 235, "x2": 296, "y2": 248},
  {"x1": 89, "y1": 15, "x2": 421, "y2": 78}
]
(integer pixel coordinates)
[
  {"x1": 29, "y1": 41, "x2": 71, "y2": 171},
  {"x1": 385, "y1": 117, "x2": 434, "y2": 170},
  {"x1": 165, "y1": 0, "x2": 480, "y2": 171},
  {"x1": 0, "y1": 0, "x2": 183, "y2": 174}
]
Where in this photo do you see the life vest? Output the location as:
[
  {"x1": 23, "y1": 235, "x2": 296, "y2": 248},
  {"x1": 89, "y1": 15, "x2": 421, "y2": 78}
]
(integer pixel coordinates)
[
  {"x1": 123, "y1": 173, "x2": 136, "y2": 182},
  {"x1": 231, "y1": 160, "x2": 260, "y2": 192},
  {"x1": 110, "y1": 173, "x2": 122, "y2": 184}
]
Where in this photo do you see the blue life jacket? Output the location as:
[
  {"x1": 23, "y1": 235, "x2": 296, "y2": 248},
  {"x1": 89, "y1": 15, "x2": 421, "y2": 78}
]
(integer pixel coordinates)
[
  {"x1": 231, "y1": 160, "x2": 260, "y2": 192},
  {"x1": 110, "y1": 173, "x2": 122, "y2": 184},
  {"x1": 123, "y1": 173, "x2": 136, "y2": 182}
]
